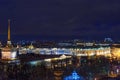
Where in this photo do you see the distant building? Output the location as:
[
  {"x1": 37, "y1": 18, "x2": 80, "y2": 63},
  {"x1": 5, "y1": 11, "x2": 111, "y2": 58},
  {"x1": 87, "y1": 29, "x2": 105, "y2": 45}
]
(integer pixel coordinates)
[
  {"x1": 76, "y1": 42, "x2": 94, "y2": 47},
  {"x1": 57, "y1": 42, "x2": 73, "y2": 47},
  {"x1": 104, "y1": 38, "x2": 113, "y2": 42}
]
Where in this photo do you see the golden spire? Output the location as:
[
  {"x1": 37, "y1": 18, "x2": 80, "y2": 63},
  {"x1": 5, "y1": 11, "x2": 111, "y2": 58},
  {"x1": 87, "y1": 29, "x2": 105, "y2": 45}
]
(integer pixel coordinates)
[
  {"x1": 8, "y1": 19, "x2": 10, "y2": 41},
  {"x1": 7, "y1": 19, "x2": 12, "y2": 46}
]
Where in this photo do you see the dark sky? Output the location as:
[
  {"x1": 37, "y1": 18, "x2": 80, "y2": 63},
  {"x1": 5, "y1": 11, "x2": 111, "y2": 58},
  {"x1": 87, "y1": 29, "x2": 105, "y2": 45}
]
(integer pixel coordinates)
[{"x1": 0, "y1": 0, "x2": 120, "y2": 40}]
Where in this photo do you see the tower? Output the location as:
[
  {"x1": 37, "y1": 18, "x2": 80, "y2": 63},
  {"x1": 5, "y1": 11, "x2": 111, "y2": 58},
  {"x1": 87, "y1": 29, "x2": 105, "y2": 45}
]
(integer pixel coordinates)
[
  {"x1": 7, "y1": 19, "x2": 11, "y2": 46},
  {"x1": 1, "y1": 19, "x2": 17, "y2": 60}
]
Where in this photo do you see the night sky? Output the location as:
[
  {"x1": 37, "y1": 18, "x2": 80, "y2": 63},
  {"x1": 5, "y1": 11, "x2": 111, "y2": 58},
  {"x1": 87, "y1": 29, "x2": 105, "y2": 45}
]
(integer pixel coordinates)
[{"x1": 0, "y1": 0, "x2": 120, "y2": 41}]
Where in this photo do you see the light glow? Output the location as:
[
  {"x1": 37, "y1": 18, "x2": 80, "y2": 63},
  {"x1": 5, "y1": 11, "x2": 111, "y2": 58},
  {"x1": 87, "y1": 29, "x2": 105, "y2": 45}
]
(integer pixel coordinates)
[{"x1": 64, "y1": 71, "x2": 84, "y2": 80}]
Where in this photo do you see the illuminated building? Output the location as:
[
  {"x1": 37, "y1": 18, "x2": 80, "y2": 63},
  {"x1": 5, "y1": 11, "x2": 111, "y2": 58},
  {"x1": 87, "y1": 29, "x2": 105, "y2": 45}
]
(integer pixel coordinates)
[
  {"x1": 1, "y1": 19, "x2": 17, "y2": 60},
  {"x1": 18, "y1": 46, "x2": 111, "y2": 58},
  {"x1": 2, "y1": 48, "x2": 16, "y2": 60},
  {"x1": 111, "y1": 47, "x2": 120, "y2": 58}
]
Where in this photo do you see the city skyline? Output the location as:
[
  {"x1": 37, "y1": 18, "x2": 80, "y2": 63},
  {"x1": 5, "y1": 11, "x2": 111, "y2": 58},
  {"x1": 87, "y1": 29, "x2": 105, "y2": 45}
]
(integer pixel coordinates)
[
  {"x1": 0, "y1": 0, "x2": 120, "y2": 40},
  {"x1": 1, "y1": 1, "x2": 120, "y2": 80}
]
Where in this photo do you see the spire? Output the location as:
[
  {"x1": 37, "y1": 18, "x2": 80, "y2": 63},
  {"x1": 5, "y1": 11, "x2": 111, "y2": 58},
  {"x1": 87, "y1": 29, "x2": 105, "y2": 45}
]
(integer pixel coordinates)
[
  {"x1": 8, "y1": 19, "x2": 10, "y2": 41},
  {"x1": 7, "y1": 19, "x2": 11, "y2": 46}
]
